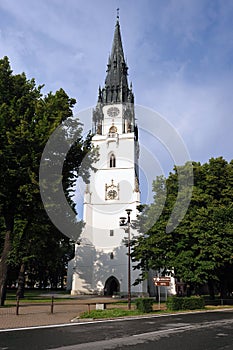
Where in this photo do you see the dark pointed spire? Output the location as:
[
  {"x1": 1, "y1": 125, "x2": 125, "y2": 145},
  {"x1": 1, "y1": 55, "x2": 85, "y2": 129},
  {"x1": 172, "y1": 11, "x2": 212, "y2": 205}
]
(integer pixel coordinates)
[
  {"x1": 98, "y1": 12, "x2": 134, "y2": 104},
  {"x1": 109, "y1": 15, "x2": 125, "y2": 70}
]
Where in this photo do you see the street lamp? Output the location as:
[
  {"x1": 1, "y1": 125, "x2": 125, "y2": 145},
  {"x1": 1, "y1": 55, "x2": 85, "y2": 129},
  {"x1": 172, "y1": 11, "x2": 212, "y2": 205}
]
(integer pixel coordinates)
[{"x1": 119, "y1": 209, "x2": 132, "y2": 310}]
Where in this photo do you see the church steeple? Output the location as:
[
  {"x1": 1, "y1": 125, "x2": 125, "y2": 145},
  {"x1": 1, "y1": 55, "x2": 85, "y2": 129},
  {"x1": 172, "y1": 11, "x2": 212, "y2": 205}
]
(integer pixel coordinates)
[
  {"x1": 68, "y1": 13, "x2": 146, "y2": 298},
  {"x1": 98, "y1": 14, "x2": 134, "y2": 104}
]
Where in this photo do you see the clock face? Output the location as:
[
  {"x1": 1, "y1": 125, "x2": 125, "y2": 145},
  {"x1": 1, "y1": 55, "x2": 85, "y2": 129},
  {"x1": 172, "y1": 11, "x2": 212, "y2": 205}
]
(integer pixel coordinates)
[
  {"x1": 107, "y1": 189, "x2": 118, "y2": 200},
  {"x1": 107, "y1": 107, "x2": 120, "y2": 117}
]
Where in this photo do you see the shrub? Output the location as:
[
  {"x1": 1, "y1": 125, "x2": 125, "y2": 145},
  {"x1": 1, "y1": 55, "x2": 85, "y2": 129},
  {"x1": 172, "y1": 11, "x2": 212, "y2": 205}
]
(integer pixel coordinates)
[
  {"x1": 166, "y1": 296, "x2": 183, "y2": 311},
  {"x1": 182, "y1": 296, "x2": 205, "y2": 310},
  {"x1": 135, "y1": 298, "x2": 154, "y2": 313},
  {"x1": 166, "y1": 296, "x2": 205, "y2": 311}
]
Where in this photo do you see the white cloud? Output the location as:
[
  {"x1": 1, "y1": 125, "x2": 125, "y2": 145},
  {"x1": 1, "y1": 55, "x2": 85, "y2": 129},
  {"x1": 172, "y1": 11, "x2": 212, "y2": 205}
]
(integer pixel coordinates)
[{"x1": 0, "y1": 0, "x2": 232, "y2": 168}]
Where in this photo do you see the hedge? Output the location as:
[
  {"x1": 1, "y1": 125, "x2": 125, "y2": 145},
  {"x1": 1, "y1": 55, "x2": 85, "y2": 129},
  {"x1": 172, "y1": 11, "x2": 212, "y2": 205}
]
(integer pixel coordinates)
[
  {"x1": 135, "y1": 298, "x2": 154, "y2": 313},
  {"x1": 166, "y1": 296, "x2": 205, "y2": 311}
]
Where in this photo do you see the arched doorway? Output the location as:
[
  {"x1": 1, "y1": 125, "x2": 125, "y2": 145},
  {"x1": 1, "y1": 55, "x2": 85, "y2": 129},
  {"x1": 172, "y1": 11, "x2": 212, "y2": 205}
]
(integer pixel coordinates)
[{"x1": 104, "y1": 276, "x2": 120, "y2": 296}]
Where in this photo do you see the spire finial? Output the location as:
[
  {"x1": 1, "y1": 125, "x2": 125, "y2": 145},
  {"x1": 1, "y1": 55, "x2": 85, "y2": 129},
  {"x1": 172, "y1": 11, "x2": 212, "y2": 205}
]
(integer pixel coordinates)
[{"x1": 116, "y1": 8, "x2": 119, "y2": 21}]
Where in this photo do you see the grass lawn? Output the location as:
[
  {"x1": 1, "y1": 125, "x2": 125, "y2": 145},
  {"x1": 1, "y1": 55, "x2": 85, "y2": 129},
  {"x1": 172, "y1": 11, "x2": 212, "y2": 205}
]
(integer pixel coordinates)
[
  {"x1": 79, "y1": 308, "x2": 146, "y2": 319},
  {"x1": 4, "y1": 289, "x2": 70, "y2": 305}
]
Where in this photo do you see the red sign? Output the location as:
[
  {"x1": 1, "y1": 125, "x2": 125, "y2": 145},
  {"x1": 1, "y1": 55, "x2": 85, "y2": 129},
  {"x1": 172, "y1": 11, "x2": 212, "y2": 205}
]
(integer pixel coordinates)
[
  {"x1": 153, "y1": 277, "x2": 171, "y2": 286},
  {"x1": 154, "y1": 281, "x2": 170, "y2": 286}
]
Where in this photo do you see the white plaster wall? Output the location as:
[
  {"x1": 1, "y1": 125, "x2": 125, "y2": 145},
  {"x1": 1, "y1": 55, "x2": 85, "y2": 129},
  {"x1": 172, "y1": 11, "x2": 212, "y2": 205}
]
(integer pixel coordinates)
[
  {"x1": 71, "y1": 244, "x2": 146, "y2": 295},
  {"x1": 69, "y1": 101, "x2": 144, "y2": 295},
  {"x1": 70, "y1": 244, "x2": 96, "y2": 294}
]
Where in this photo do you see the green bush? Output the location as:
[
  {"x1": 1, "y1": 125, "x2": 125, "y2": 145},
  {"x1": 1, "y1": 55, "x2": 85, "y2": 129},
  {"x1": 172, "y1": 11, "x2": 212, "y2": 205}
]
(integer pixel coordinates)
[
  {"x1": 135, "y1": 298, "x2": 154, "y2": 313},
  {"x1": 166, "y1": 296, "x2": 183, "y2": 310},
  {"x1": 166, "y1": 296, "x2": 205, "y2": 311},
  {"x1": 182, "y1": 296, "x2": 205, "y2": 310}
]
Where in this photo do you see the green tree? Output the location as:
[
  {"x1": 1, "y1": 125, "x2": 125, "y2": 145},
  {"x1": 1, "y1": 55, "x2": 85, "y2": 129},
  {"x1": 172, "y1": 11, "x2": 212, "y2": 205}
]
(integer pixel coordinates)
[
  {"x1": 0, "y1": 57, "x2": 94, "y2": 304},
  {"x1": 132, "y1": 158, "x2": 233, "y2": 298}
]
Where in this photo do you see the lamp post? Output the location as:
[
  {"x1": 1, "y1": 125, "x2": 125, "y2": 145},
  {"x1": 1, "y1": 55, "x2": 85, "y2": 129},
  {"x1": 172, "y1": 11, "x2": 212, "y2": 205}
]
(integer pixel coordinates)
[{"x1": 119, "y1": 209, "x2": 132, "y2": 310}]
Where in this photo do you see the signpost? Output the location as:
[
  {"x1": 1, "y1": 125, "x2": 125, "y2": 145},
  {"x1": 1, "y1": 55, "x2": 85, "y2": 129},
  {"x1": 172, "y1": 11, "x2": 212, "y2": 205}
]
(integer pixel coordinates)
[
  {"x1": 153, "y1": 277, "x2": 171, "y2": 309},
  {"x1": 155, "y1": 281, "x2": 170, "y2": 286},
  {"x1": 154, "y1": 277, "x2": 171, "y2": 286}
]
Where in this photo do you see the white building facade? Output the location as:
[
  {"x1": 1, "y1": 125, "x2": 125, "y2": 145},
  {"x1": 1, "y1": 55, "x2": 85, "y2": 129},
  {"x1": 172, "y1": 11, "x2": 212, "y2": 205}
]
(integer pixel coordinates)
[{"x1": 67, "y1": 18, "x2": 147, "y2": 296}]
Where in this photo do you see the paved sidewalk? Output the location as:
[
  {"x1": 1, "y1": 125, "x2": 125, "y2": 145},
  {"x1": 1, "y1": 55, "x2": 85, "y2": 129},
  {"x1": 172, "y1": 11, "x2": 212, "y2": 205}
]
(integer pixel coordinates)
[
  {"x1": 1, "y1": 298, "x2": 232, "y2": 331},
  {"x1": 0, "y1": 297, "x2": 115, "y2": 330}
]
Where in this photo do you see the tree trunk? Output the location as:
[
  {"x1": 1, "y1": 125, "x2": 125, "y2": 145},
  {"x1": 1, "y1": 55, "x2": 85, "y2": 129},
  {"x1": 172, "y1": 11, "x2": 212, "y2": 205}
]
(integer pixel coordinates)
[
  {"x1": 61, "y1": 273, "x2": 64, "y2": 290},
  {"x1": 220, "y1": 277, "x2": 228, "y2": 299},
  {"x1": 16, "y1": 263, "x2": 25, "y2": 299},
  {"x1": 0, "y1": 230, "x2": 12, "y2": 306},
  {"x1": 208, "y1": 280, "x2": 215, "y2": 300}
]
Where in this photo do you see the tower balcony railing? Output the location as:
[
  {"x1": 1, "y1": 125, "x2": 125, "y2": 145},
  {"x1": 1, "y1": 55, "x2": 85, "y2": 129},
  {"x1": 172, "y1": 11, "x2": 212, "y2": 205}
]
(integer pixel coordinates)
[
  {"x1": 107, "y1": 132, "x2": 119, "y2": 139},
  {"x1": 106, "y1": 132, "x2": 119, "y2": 146}
]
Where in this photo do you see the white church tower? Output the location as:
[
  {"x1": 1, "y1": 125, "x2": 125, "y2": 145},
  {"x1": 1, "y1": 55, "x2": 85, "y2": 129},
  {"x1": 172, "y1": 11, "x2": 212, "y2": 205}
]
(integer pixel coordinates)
[{"x1": 68, "y1": 17, "x2": 147, "y2": 296}]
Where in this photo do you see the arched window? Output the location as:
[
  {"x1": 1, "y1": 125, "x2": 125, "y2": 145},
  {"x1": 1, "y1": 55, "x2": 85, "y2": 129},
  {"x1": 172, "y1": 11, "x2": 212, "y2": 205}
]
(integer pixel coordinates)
[
  {"x1": 109, "y1": 125, "x2": 117, "y2": 134},
  {"x1": 108, "y1": 125, "x2": 117, "y2": 138},
  {"x1": 109, "y1": 153, "x2": 116, "y2": 168}
]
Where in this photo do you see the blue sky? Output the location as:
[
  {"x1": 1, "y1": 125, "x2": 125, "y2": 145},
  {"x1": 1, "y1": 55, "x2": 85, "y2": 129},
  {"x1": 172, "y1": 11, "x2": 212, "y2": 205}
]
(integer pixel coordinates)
[{"x1": 1, "y1": 0, "x2": 233, "y2": 208}]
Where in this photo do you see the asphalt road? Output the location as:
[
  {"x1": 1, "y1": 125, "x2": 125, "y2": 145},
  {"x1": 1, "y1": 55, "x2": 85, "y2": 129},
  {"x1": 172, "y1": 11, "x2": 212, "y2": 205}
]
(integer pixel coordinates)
[{"x1": 0, "y1": 310, "x2": 233, "y2": 350}]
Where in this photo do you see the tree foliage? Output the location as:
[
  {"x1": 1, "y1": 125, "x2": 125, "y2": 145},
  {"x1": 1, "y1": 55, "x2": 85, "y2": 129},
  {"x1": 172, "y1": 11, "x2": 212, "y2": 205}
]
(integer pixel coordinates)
[
  {"x1": 0, "y1": 56, "x2": 94, "y2": 303},
  {"x1": 132, "y1": 157, "x2": 233, "y2": 297}
]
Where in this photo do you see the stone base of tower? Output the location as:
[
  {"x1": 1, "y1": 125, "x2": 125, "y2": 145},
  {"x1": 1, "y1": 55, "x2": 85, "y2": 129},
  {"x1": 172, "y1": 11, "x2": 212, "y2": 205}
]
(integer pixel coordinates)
[{"x1": 67, "y1": 242, "x2": 148, "y2": 297}]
